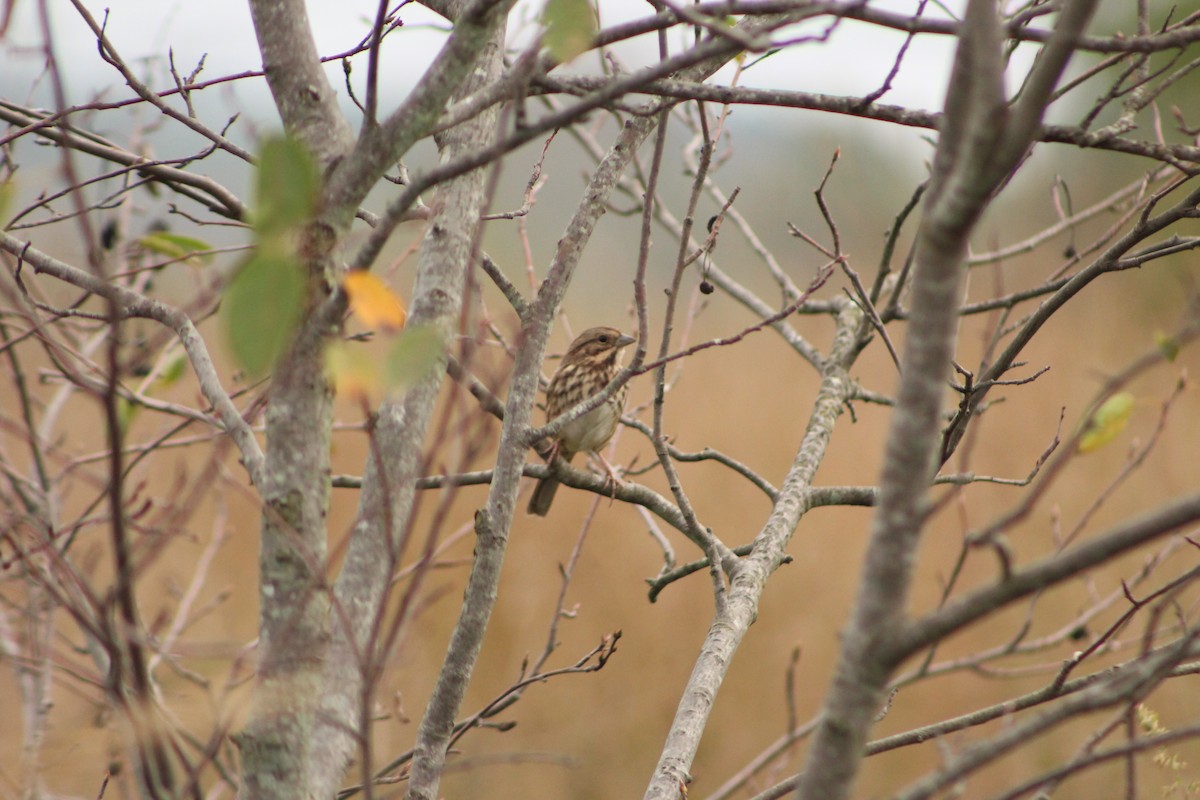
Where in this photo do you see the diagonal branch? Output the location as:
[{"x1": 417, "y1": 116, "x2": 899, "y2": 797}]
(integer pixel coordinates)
[{"x1": 247, "y1": 0, "x2": 355, "y2": 166}]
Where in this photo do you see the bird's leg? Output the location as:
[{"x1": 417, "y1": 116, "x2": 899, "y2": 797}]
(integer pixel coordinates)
[
  {"x1": 589, "y1": 451, "x2": 624, "y2": 502},
  {"x1": 544, "y1": 437, "x2": 561, "y2": 465}
]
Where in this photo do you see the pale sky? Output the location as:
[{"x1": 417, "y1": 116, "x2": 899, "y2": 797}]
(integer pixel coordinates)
[{"x1": 3, "y1": 1, "x2": 972, "y2": 122}]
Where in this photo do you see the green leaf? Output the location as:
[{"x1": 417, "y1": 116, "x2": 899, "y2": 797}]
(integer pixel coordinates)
[
  {"x1": 156, "y1": 351, "x2": 189, "y2": 388},
  {"x1": 223, "y1": 251, "x2": 305, "y2": 377},
  {"x1": 385, "y1": 325, "x2": 445, "y2": 390},
  {"x1": 1078, "y1": 392, "x2": 1135, "y2": 454},
  {"x1": 542, "y1": 0, "x2": 596, "y2": 63},
  {"x1": 117, "y1": 396, "x2": 139, "y2": 436},
  {"x1": 139, "y1": 232, "x2": 215, "y2": 264},
  {"x1": 1154, "y1": 331, "x2": 1179, "y2": 363},
  {"x1": 221, "y1": 138, "x2": 321, "y2": 376},
  {"x1": 254, "y1": 137, "x2": 319, "y2": 235}
]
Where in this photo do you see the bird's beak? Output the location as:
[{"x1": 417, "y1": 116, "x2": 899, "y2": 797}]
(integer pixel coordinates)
[{"x1": 616, "y1": 334, "x2": 637, "y2": 349}]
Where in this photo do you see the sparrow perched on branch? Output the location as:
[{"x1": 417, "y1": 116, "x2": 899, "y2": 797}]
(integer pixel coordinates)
[{"x1": 527, "y1": 326, "x2": 636, "y2": 516}]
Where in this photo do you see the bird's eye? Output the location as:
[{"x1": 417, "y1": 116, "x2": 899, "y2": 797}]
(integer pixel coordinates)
[{"x1": 598, "y1": 334, "x2": 609, "y2": 343}]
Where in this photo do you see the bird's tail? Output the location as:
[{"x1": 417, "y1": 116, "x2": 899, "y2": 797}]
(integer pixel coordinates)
[{"x1": 527, "y1": 475, "x2": 560, "y2": 516}]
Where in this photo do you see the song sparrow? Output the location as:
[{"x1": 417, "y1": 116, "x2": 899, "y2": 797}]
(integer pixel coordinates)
[{"x1": 527, "y1": 326, "x2": 636, "y2": 516}]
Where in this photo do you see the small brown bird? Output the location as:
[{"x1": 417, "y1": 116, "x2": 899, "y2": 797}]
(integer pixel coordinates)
[{"x1": 527, "y1": 326, "x2": 636, "y2": 516}]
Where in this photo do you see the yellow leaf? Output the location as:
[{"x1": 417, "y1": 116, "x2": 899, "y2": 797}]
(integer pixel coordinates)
[
  {"x1": 0, "y1": 181, "x2": 14, "y2": 221},
  {"x1": 325, "y1": 340, "x2": 381, "y2": 403},
  {"x1": 344, "y1": 271, "x2": 406, "y2": 332},
  {"x1": 1078, "y1": 392, "x2": 1135, "y2": 453}
]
